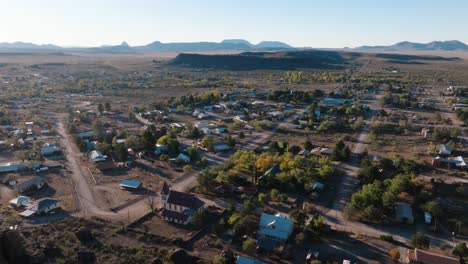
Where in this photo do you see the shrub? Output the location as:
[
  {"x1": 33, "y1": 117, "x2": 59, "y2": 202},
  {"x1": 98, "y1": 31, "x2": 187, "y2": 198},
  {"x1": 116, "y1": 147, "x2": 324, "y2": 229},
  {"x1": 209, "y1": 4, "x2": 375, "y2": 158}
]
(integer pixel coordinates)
[
  {"x1": 380, "y1": 235, "x2": 394, "y2": 243},
  {"x1": 242, "y1": 239, "x2": 256, "y2": 253},
  {"x1": 389, "y1": 248, "x2": 400, "y2": 261},
  {"x1": 410, "y1": 232, "x2": 430, "y2": 249}
]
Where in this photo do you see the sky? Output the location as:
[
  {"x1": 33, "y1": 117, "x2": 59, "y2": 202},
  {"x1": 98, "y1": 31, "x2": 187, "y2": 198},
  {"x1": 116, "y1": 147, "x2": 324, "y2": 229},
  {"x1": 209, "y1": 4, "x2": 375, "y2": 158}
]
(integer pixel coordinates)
[{"x1": 1, "y1": 0, "x2": 467, "y2": 48}]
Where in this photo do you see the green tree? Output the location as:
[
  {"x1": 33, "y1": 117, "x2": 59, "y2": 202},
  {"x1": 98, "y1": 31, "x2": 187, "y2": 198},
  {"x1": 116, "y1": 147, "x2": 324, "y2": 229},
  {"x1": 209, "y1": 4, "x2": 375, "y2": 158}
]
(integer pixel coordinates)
[
  {"x1": 410, "y1": 232, "x2": 430, "y2": 249},
  {"x1": 196, "y1": 170, "x2": 215, "y2": 193},
  {"x1": 270, "y1": 189, "x2": 279, "y2": 201},
  {"x1": 104, "y1": 102, "x2": 111, "y2": 112},
  {"x1": 92, "y1": 119, "x2": 105, "y2": 141},
  {"x1": 191, "y1": 210, "x2": 204, "y2": 228},
  {"x1": 15, "y1": 150, "x2": 30, "y2": 163},
  {"x1": 201, "y1": 135, "x2": 216, "y2": 151},
  {"x1": 290, "y1": 209, "x2": 308, "y2": 227},
  {"x1": 242, "y1": 239, "x2": 256, "y2": 253},
  {"x1": 113, "y1": 143, "x2": 128, "y2": 162},
  {"x1": 97, "y1": 103, "x2": 104, "y2": 113},
  {"x1": 453, "y1": 242, "x2": 467, "y2": 258},
  {"x1": 423, "y1": 201, "x2": 443, "y2": 218},
  {"x1": 258, "y1": 193, "x2": 268, "y2": 204}
]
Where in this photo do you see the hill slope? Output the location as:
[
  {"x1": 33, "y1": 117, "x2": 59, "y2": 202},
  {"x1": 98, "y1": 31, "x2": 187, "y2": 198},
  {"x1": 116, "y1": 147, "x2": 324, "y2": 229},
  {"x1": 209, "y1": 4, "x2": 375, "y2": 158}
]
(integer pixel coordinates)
[
  {"x1": 168, "y1": 50, "x2": 356, "y2": 70},
  {"x1": 356, "y1": 40, "x2": 468, "y2": 51}
]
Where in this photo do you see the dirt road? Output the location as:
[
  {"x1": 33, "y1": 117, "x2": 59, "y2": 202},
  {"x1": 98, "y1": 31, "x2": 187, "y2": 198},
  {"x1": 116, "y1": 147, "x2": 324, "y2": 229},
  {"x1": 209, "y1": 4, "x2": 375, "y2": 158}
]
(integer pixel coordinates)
[{"x1": 56, "y1": 115, "x2": 155, "y2": 223}]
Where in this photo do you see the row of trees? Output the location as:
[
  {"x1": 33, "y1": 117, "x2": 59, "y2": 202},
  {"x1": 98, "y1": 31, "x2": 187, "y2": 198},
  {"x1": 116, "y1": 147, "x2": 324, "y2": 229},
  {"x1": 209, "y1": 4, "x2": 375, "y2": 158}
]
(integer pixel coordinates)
[
  {"x1": 348, "y1": 154, "x2": 431, "y2": 223},
  {"x1": 197, "y1": 150, "x2": 334, "y2": 194}
]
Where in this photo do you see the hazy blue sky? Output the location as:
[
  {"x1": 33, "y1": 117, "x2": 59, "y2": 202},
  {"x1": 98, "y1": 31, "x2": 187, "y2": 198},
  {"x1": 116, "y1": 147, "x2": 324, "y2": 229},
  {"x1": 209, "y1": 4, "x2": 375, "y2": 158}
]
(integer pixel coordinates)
[{"x1": 1, "y1": 0, "x2": 467, "y2": 48}]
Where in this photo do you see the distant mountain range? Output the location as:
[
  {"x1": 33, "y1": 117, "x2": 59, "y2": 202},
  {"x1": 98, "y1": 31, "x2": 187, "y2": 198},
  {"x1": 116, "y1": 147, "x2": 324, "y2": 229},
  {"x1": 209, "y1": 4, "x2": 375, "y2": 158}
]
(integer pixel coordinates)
[
  {"x1": 0, "y1": 40, "x2": 293, "y2": 53},
  {"x1": 353, "y1": 40, "x2": 468, "y2": 51},
  {"x1": 1, "y1": 40, "x2": 467, "y2": 53}
]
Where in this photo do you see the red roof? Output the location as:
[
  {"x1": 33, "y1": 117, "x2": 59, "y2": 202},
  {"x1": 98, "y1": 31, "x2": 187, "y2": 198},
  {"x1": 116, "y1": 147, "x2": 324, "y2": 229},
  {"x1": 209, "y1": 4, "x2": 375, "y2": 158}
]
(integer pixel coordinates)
[{"x1": 409, "y1": 249, "x2": 459, "y2": 264}]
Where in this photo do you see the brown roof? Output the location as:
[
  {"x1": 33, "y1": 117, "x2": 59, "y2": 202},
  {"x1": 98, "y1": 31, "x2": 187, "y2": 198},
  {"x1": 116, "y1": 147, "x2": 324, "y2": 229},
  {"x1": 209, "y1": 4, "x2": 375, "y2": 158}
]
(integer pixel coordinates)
[
  {"x1": 95, "y1": 161, "x2": 117, "y2": 171},
  {"x1": 161, "y1": 209, "x2": 189, "y2": 222},
  {"x1": 409, "y1": 249, "x2": 460, "y2": 264},
  {"x1": 166, "y1": 190, "x2": 204, "y2": 209}
]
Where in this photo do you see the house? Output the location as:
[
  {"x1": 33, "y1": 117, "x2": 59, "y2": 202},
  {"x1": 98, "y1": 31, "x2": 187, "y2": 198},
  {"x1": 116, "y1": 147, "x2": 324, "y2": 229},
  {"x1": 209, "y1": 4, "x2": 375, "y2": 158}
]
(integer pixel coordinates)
[
  {"x1": 260, "y1": 164, "x2": 280, "y2": 181},
  {"x1": 268, "y1": 111, "x2": 284, "y2": 120},
  {"x1": 395, "y1": 202, "x2": 414, "y2": 224},
  {"x1": 298, "y1": 149, "x2": 310, "y2": 157},
  {"x1": 89, "y1": 150, "x2": 106, "y2": 162},
  {"x1": 322, "y1": 97, "x2": 345, "y2": 107},
  {"x1": 421, "y1": 128, "x2": 431, "y2": 139},
  {"x1": 40, "y1": 143, "x2": 61, "y2": 156},
  {"x1": 257, "y1": 213, "x2": 294, "y2": 250},
  {"x1": 96, "y1": 161, "x2": 117, "y2": 171},
  {"x1": 213, "y1": 143, "x2": 231, "y2": 152},
  {"x1": 0, "y1": 163, "x2": 27, "y2": 174},
  {"x1": 19, "y1": 198, "x2": 59, "y2": 218},
  {"x1": 154, "y1": 144, "x2": 168, "y2": 154},
  {"x1": 120, "y1": 180, "x2": 142, "y2": 190},
  {"x1": 77, "y1": 131, "x2": 94, "y2": 139},
  {"x1": 195, "y1": 122, "x2": 209, "y2": 129},
  {"x1": 215, "y1": 127, "x2": 228, "y2": 134},
  {"x1": 312, "y1": 182, "x2": 325, "y2": 192},
  {"x1": 236, "y1": 256, "x2": 267, "y2": 264},
  {"x1": 437, "y1": 144, "x2": 451, "y2": 156},
  {"x1": 160, "y1": 182, "x2": 204, "y2": 225},
  {"x1": 201, "y1": 127, "x2": 212, "y2": 135},
  {"x1": 406, "y1": 248, "x2": 459, "y2": 264},
  {"x1": 177, "y1": 153, "x2": 190, "y2": 163},
  {"x1": 198, "y1": 113, "x2": 210, "y2": 119},
  {"x1": 9, "y1": 196, "x2": 30, "y2": 207},
  {"x1": 14, "y1": 177, "x2": 46, "y2": 193},
  {"x1": 310, "y1": 147, "x2": 332, "y2": 156},
  {"x1": 432, "y1": 156, "x2": 467, "y2": 169},
  {"x1": 424, "y1": 212, "x2": 432, "y2": 224},
  {"x1": 234, "y1": 115, "x2": 248, "y2": 123}
]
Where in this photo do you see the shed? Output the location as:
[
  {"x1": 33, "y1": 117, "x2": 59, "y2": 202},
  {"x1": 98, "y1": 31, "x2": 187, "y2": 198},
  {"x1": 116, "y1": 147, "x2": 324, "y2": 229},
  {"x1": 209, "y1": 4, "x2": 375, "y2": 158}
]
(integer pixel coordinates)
[
  {"x1": 89, "y1": 150, "x2": 106, "y2": 162},
  {"x1": 236, "y1": 256, "x2": 267, "y2": 264},
  {"x1": 120, "y1": 180, "x2": 142, "y2": 190},
  {"x1": 177, "y1": 153, "x2": 190, "y2": 163},
  {"x1": 312, "y1": 182, "x2": 324, "y2": 192},
  {"x1": 395, "y1": 202, "x2": 414, "y2": 224},
  {"x1": 437, "y1": 144, "x2": 451, "y2": 156},
  {"x1": 9, "y1": 196, "x2": 30, "y2": 207}
]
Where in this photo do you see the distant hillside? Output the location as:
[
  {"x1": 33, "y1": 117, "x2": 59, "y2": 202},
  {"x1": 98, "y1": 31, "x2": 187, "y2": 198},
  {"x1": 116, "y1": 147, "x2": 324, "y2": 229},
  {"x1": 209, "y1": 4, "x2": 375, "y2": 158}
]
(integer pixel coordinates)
[
  {"x1": 0, "y1": 42, "x2": 63, "y2": 53},
  {"x1": 167, "y1": 50, "x2": 354, "y2": 70},
  {"x1": 0, "y1": 39, "x2": 294, "y2": 53},
  {"x1": 355, "y1": 40, "x2": 468, "y2": 51}
]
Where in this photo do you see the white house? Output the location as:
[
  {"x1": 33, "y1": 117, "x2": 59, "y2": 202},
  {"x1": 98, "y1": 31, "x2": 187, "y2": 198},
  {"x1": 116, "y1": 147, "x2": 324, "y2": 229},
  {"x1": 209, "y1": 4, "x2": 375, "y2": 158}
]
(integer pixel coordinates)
[
  {"x1": 437, "y1": 144, "x2": 451, "y2": 156},
  {"x1": 160, "y1": 183, "x2": 204, "y2": 225},
  {"x1": 89, "y1": 150, "x2": 106, "y2": 162}
]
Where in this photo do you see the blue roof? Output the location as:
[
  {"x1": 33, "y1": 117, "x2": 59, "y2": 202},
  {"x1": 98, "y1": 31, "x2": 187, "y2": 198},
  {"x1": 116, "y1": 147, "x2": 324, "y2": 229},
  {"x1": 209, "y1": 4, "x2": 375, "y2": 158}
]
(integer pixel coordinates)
[
  {"x1": 120, "y1": 180, "x2": 141, "y2": 189},
  {"x1": 237, "y1": 256, "x2": 268, "y2": 264},
  {"x1": 258, "y1": 214, "x2": 293, "y2": 241},
  {"x1": 313, "y1": 182, "x2": 324, "y2": 190},
  {"x1": 37, "y1": 198, "x2": 58, "y2": 210}
]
